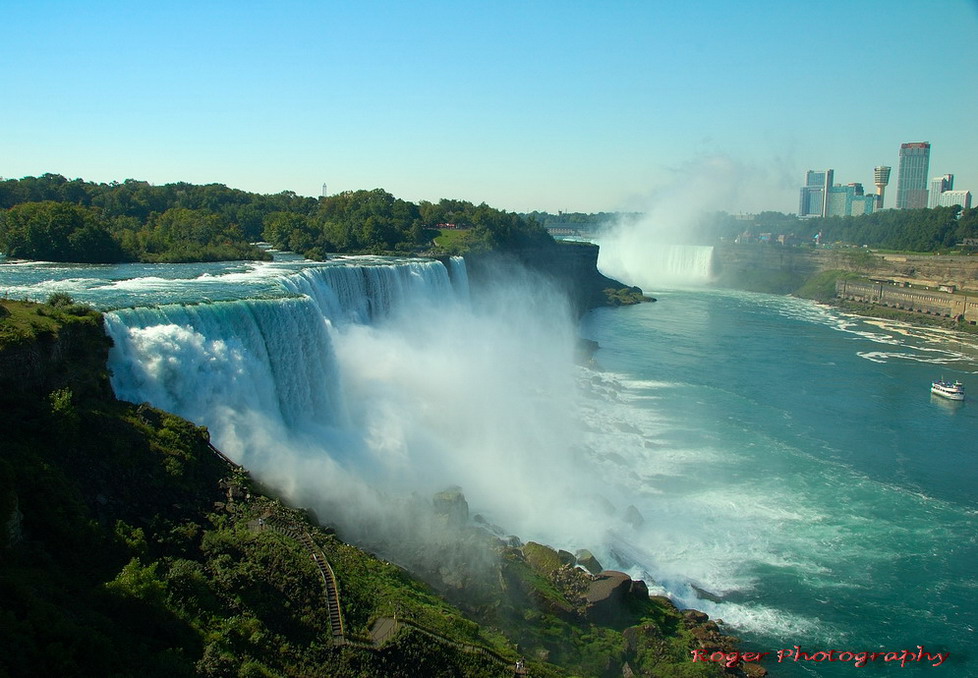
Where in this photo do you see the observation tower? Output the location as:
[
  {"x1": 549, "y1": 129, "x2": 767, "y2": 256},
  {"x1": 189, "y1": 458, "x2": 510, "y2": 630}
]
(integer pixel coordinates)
[{"x1": 874, "y1": 166, "x2": 891, "y2": 209}]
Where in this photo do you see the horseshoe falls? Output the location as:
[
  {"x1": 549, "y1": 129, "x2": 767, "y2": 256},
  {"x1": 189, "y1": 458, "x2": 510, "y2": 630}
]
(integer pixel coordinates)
[
  {"x1": 596, "y1": 240, "x2": 715, "y2": 288},
  {"x1": 4, "y1": 254, "x2": 978, "y2": 676}
]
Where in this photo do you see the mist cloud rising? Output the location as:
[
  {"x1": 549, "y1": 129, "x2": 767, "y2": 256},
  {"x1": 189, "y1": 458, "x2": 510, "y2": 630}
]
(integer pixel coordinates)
[
  {"x1": 106, "y1": 259, "x2": 623, "y2": 579},
  {"x1": 598, "y1": 154, "x2": 792, "y2": 289}
]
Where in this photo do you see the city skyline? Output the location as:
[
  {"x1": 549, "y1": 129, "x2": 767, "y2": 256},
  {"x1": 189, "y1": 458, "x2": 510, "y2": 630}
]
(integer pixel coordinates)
[{"x1": 2, "y1": 1, "x2": 977, "y2": 216}]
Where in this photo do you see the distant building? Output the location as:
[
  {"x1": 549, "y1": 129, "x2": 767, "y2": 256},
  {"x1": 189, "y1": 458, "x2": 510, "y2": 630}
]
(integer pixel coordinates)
[
  {"x1": 936, "y1": 190, "x2": 972, "y2": 209},
  {"x1": 928, "y1": 175, "x2": 953, "y2": 208},
  {"x1": 874, "y1": 165, "x2": 891, "y2": 209},
  {"x1": 896, "y1": 142, "x2": 931, "y2": 209},
  {"x1": 926, "y1": 174, "x2": 972, "y2": 209},
  {"x1": 799, "y1": 169, "x2": 833, "y2": 217},
  {"x1": 826, "y1": 183, "x2": 876, "y2": 217}
]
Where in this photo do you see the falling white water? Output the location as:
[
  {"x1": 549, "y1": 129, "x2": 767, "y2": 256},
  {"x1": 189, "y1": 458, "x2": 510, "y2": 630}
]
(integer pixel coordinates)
[
  {"x1": 597, "y1": 240, "x2": 714, "y2": 288},
  {"x1": 104, "y1": 257, "x2": 619, "y2": 561}
]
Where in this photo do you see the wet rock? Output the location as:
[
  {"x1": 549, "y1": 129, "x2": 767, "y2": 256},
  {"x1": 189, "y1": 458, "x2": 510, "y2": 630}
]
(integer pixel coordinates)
[
  {"x1": 623, "y1": 505, "x2": 645, "y2": 529},
  {"x1": 586, "y1": 570, "x2": 650, "y2": 623},
  {"x1": 557, "y1": 549, "x2": 577, "y2": 568},
  {"x1": 472, "y1": 513, "x2": 507, "y2": 540},
  {"x1": 575, "y1": 548, "x2": 603, "y2": 575},
  {"x1": 433, "y1": 487, "x2": 469, "y2": 527},
  {"x1": 523, "y1": 542, "x2": 563, "y2": 575},
  {"x1": 691, "y1": 583, "x2": 725, "y2": 603}
]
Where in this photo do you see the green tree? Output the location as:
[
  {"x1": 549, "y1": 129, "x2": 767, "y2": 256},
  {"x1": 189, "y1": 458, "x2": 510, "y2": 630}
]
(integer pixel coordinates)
[{"x1": 0, "y1": 201, "x2": 123, "y2": 262}]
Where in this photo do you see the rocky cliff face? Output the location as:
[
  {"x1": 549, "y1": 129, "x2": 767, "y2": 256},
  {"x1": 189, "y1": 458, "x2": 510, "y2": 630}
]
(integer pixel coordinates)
[
  {"x1": 463, "y1": 241, "x2": 646, "y2": 315},
  {"x1": 711, "y1": 245, "x2": 822, "y2": 293},
  {"x1": 713, "y1": 245, "x2": 978, "y2": 294},
  {"x1": 0, "y1": 301, "x2": 112, "y2": 400}
]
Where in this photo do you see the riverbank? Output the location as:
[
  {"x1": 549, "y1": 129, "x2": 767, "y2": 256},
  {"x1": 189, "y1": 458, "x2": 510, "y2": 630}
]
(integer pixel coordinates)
[
  {"x1": 711, "y1": 244, "x2": 978, "y2": 336},
  {"x1": 713, "y1": 244, "x2": 978, "y2": 295}
]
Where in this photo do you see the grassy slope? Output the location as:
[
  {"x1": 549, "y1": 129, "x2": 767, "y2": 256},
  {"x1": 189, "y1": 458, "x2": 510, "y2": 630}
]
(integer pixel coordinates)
[{"x1": 0, "y1": 299, "x2": 516, "y2": 677}]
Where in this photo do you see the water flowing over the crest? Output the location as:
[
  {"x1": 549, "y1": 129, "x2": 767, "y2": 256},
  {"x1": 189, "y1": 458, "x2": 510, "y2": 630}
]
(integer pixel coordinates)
[
  {"x1": 105, "y1": 296, "x2": 346, "y2": 430},
  {"x1": 277, "y1": 258, "x2": 458, "y2": 324},
  {"x1": 598, "y1": 241, "x2": 714, "y2": 288},
  {"x1": 105, "y1": 259, "x2": 461, "y2": 431},
  {"x1": 103, "y1": 256, "x2": 596, "y2": 553}
]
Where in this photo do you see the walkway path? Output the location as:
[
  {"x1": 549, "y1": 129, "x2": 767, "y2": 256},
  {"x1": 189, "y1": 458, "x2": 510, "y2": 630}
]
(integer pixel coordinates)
[{"x1": 251, "y1": 513, "x2": 524, "y2": 673}]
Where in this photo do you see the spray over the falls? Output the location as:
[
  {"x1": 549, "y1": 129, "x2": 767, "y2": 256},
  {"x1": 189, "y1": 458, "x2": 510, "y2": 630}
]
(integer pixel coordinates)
[
  {"x1": 596, "y1": 153, "x2": 787, "y2": 289},
  {"x1": 104, "y1": 258, "x2": 632, "y2": 574},
  {"x1": 95, "y1": 256, "x2": 849, "y2": 644}
]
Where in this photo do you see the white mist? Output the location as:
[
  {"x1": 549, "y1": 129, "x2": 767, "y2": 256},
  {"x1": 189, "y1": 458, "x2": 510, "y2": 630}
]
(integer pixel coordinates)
[{"x1": 105, "y1": 258, "x2": 617, "y2": 567}]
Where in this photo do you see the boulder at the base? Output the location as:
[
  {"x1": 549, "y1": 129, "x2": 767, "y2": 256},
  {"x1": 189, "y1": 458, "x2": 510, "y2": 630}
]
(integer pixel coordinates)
[
  {"x1": 556, "y1": 549, "x2": 577, "y2": 568},
  {"x1": 585, "y1": 570, "x2": 649, "y2": 623}
]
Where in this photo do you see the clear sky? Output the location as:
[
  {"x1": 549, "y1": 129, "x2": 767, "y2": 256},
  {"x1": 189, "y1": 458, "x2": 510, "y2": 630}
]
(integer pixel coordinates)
[{"x1": 2, "y1": 0, "x2": 977, "y2": 214}]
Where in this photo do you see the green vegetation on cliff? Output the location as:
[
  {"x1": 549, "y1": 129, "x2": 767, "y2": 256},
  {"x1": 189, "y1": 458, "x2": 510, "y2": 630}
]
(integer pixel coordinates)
[
  {"x1": 0, "y1": 299, "x2": 723, "y2": 678},
  {"x1": 793, "y1": 270, "x2": 861, "y2": 303}
]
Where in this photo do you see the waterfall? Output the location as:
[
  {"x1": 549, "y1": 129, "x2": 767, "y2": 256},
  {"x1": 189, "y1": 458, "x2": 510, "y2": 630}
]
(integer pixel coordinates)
[
  {"x1": 105, "y1": 296, "x2": 346, "y2": 433},
  {"x1": 278, "y1": 258, "x2": 460, "y2": 324},
  {"x1": 597, "y1": 240, "x2": 715, "y2": 289},
  {"x1": 652, "y1": 244, "x2": 714, "y2": 285},
  {"x1": 102, "y1": 256, "x2": 600, "y2": 554},
  {"x1": 105, "y1": 257, "x2": 466, "y2": 442}
]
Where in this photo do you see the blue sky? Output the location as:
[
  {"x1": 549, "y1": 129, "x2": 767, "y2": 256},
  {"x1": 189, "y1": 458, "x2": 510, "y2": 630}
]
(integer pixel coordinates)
[{"x1": 2, "y1": 0, "x2": 977, "y2": 214}]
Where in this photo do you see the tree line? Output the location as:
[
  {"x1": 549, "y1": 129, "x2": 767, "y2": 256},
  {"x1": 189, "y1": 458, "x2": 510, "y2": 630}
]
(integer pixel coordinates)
[
  {"x1": 696, "y1": 206, "x2": 978, "y2": 252},
  {"x1": 814, "y1": 206, "x2": 978, "y2": 252},
  {"x1": 0, "y1": 174, "x2": 552, "y2": 263}
]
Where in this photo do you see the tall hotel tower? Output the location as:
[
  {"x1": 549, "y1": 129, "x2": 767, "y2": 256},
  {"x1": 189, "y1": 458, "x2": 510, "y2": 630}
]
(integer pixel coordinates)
[
  {"x1": 799, "y1": 169, "x2": 833, "y2": 217},
  {"x1": 896, "y1": 142, "x2": 931, "y2": 209}
]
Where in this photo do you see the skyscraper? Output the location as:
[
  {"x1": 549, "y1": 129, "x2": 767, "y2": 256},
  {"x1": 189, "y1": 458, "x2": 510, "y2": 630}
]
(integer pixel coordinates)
[
  {"x1": 799, "y1": 169, "x2": 833, "y2": 217},
  {"x1": 896, "y1": 142, "x2": 931, "y2": 209},
  {"x1": 928, "y1": 174, "x2": 953, "y2": 208}
]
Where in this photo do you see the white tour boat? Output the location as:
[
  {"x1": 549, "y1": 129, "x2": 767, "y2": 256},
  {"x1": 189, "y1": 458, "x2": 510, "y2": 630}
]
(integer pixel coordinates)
[{"x1": 931, "y1": 379, "x2": 965, "y2": 401}]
